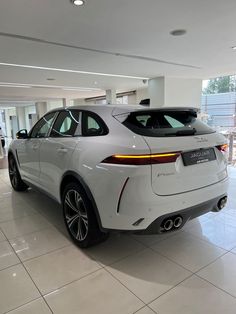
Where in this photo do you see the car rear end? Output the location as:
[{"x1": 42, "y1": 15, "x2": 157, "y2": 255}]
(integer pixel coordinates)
[{"x1": 100, "y1": 107, "x2": 228, "y2": 233}]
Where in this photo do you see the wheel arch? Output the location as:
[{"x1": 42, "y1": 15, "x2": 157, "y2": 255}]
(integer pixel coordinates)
[{"x1": 60, "y1": 171, "x2": 105, "y2": 232}]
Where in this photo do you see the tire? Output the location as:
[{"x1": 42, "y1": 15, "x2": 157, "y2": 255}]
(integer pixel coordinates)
[
  {"x1": 8, "y1": 155, "x2": 28, "y2": 191},
  {"x1": 62, "y1": 182, "x2": 108, "y2": 248}
]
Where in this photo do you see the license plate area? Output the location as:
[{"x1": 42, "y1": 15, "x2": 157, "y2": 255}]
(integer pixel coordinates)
[{"x1": 182, "y1": 148, "x2": 216, "y2": 166}]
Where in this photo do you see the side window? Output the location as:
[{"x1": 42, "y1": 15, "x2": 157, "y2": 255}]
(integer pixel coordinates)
[
  {"x1": 82, "y1": 112, "x2": 108, "y2": 136},
  {"x1": 50, "y1": 110, "x2": 81, "y2": 137},
  {"x1": 30, "y1": 112, "x2": 56, "y2": 138}
]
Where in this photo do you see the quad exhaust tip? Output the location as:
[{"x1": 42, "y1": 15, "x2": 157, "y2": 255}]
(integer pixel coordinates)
[
  {"x1": 163, "y1": 219, "x2": 174, "y2": 231},
  {"x1": 162, "y1": 215, "x2": 183, "y2": 232},
  {"x1": 212, "y1": 196, "x2": 228, "y2": 212},
  {"x1": 173, "y1": 216, "x2": 183, "y2": 228},
  {"x1": 217, "y1": 196, "x2": 227, "y2": 210}
]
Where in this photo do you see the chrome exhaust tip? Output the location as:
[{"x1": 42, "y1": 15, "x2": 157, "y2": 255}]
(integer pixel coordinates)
[
  {"x1": 212, "y1": 196, "x2": 228, "y2": 212},
  {"x1": 163, "y1": 219, "x2": 174, "y2": 231},
  {"x1": 173, "y1": 216, "x2": 183, "y2": 228},
  {"x1": 217, "y1": 196, "x2": 227, "y2": 210}
]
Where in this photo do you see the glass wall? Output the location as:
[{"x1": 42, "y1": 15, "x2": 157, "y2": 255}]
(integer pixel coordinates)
[{"x1": 201, "y1": 77, "x2": 236, "y2": 165}]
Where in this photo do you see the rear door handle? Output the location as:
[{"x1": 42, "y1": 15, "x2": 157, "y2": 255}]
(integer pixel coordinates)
[{"x1": 57, "y1": 148, "x2": 68, "y2": 154}]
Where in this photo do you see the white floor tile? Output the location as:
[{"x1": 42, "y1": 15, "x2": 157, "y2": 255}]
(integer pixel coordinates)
[
  {"x1": 0, "y1": 194, "x2": 25, "y2": 209},
  {"x1": 10, "y1": 227, "x2": 71, "y2": 261},
  {"x1": 213, "y1": 212, "x2": 236, "y2": 228},
  {"x1": 183, "y1": 213, "x2": 215, "y2": 230},
  {"x1": 225, "y1": 208, "x2": 236, "y2": 218},
  {"x1": 86, "y1": 233, "x2": 145, "y2": 266},
  {"x1": 0, "y1": 203, "x2": 37, "y2": 223},
  {"x1": 0, "y1": 186, "x2": 13, "y2": 198},
  {"x1": 0, "y1": 229, "x2": 6, "y2": 242},
  {"x1": 45, "y1": 269, "x2": 144, "y2": 314},
  {"x1": 135, "y1": 307, "x2": 156, "y2": 314},
  {"x1": 107, "y1": 249, "x2": 191, "y2": 303},
  {"x1": 0, "y1": 241, "x2": 20, "y2": 270},
  {"x1": 24, "y1": 245, "x2": 101, "y2": 295},
  {"x1": 6, "y1": 298, "x2": 52, "y2": 314},
  {"x1": 198, "y1": 252, "x2": 236, "y2": 297},
  {"x1": 0, "y1": 214, "x2": 51, "y2": 239},
  {"x1": 0, "y1": 264, "x2": 40, "y2": 314},
  {"x1": 149, "y1": 275, "x2": 236, "y2": 314},
  {"x1": 186, "y1": 218, "x2": 236, "y2": 250},
  {"x1": 151, "y1": 232, "x2": 226, "y2": 272},
  {"x1": 131, "y1": 231, "x2": 178, "y2": 247}
]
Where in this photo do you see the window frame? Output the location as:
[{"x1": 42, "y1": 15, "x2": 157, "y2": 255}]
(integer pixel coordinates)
[
  {"x1": 81, "y1": 111, "x2": 109, "y2": 137},
  {"x1": 49, "y1": 109, "x2": 82, "y2": 138},
  {"x1": 122, "y1": 109, "x2": 215, "y2": 137},
  {"x1": 29, "y1": 111, "x2": 58, "y2": 139}
]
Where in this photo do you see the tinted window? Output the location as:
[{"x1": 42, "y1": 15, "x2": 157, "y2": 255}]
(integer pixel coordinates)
[
  {"x1": 50, "y1": 110, "x2": 81, "y2": 137},
  {"x1": 82, "y1": 112, "x2": 108, "y2": 136},
  {"x1": 123, "y1": 110, "x2": 215, "y2": 137},
  {"x1": 30, "y1": 112, "x2": 56, "y2": 138}
]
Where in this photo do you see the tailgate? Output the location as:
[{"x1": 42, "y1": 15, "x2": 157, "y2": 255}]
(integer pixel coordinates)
[{"x1": 143, "y1": 133, "x2": 227, "y2": 196}]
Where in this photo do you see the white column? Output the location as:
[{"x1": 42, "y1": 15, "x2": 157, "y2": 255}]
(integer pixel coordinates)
[
  {"x1": 35, "y1": 102, "x2": 47, "y2": 119},
  {"x1": 148, "y1": 77, "x2": 202, "y2": 109},
  {"x1": 148, "y1": 77, "x2": 165, "y2": 107},
  {"x1": 62, "y1": 98, "x2": 70, "y2": 108},
  {"x1": 106, "y1": 89, "x2": 116, "y2": 104},
  {"x1": 16, "y1": 107, "x2": 26, "y2": 130},
  {"x1": 4, "y1": 109, "x2": 12, "y2": 139}
]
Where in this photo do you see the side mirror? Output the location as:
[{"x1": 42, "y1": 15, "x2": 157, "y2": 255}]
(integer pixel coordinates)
[{"x1": 16, "y1": 129, "x2": 28, "y2": 139}]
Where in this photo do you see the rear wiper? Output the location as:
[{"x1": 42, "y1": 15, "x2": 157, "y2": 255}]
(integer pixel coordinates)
[{"x1": 166, "y1": 128, "x2": 197, "y2": 136}]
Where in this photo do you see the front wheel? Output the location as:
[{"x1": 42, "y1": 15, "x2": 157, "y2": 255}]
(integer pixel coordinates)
[
  {"x1": 8, "y1": 155, "x2": 28, "y2": 191},
  {"x1": 62, "y1": 182, "x2": 108, "y2": 248}
]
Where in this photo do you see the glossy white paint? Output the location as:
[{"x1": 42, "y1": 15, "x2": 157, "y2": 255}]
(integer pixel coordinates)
[{"x1": 9, "y1": 105, "x2": 229, "y2": 231}]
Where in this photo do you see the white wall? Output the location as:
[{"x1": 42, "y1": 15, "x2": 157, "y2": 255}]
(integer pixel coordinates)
[
  {"x1": 25, "y1": 105, "x2": 36, "y2": 131},
  {"x1": 136, "y1": 88, "x2": 148, "y2": 104},
  {"x1": 47, "y1": 100, "x2": 63, "y2": 111},
  {"x1": 127, "y1": 94, "x2": 136, "y2": 104},
  {"x1": 164, "y1": 78, "x2": 202, "y2": 108}
]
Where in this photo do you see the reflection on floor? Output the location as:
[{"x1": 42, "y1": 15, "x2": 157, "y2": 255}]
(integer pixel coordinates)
[
  {"x1": 0, "y1": 167, "x2": 236, "y2": 313},
  {"x1": 0, "y1": 156, "x2": 7, "y2": 169}
]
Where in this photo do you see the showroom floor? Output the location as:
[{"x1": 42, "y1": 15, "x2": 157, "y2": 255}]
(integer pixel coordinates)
[{"x1": 0, "y1": 168, "x2": 236, "y2": 313}]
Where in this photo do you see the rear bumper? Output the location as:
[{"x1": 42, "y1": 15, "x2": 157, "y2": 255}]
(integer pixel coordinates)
[
  {"x1": 137, "y1": 194, "x2": 227, "y2": 235},
  {"x1": 101, "y1": 176, "x2": 229, "y2": 231}
]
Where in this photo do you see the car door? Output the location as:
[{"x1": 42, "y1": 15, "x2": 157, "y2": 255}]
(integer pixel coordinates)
[
  {"x1": 16, "y1": 111, "x2": 57, "y2": 186},
  {"x1": 39, "y1": 109, "x2": 81, "y2": 199}
]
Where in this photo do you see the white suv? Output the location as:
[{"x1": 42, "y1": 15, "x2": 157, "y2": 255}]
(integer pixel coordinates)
[{"x1": 8, "y1": 105, "x2": 228, "y2": 247}]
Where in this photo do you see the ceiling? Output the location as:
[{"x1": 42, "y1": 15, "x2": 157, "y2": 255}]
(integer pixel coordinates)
[{"x1": 0, "y1": 0, "x2": 236, "y2": 103}]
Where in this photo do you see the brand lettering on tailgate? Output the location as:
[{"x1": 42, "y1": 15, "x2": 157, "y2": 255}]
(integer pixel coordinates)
[
  {"x1": 194, "y1": 136, "x2": 208, "y2": 143},
  {"x1": 157, "y1": 172, "x2": 175, "y2": 177}
]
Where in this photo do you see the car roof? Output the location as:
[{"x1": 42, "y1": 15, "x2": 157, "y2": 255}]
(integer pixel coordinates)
[{"x1": 48, "y1": 104, "x2": 198, "y2": 117}]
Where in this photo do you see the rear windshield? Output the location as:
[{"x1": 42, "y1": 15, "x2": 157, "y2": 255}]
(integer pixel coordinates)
[{"x1": 123, "y1": 110, "x2": 215, "y2": 137}]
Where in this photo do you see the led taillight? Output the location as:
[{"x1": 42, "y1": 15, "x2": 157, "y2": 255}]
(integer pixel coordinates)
[
  {"x1": 102, "y1": 152, "x2": 181, "y2": 165},
  {"x1": 216, "y1": 144, "x2": 228, "y2": 153}
]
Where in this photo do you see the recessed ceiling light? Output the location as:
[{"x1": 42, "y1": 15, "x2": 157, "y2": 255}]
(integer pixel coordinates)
[
  {"x1": 170, "y1": 29, "x2": 187, "y2": 36},
  {"x1": 232, "y1": 46, "x2": 236, "y2": 50},
  {"x1": 72, "y1": 0, "x2": 84, "y2": 6}
]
